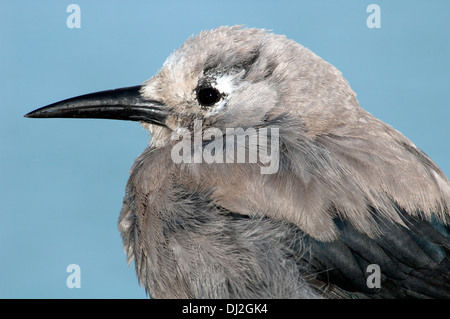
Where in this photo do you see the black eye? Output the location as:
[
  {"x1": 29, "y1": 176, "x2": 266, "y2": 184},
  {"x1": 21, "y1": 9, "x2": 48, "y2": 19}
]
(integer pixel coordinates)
[{"x1": 196, "y1": 86, "x2": 221, "y2": 107}]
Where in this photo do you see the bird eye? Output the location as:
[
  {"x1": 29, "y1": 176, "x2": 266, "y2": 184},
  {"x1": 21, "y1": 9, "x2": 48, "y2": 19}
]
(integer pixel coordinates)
[{"x1": 196, "y1": 86, "x2": 222, "y2": 107}]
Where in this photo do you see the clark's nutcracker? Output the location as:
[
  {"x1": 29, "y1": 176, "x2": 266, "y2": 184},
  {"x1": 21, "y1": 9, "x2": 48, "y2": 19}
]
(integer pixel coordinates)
[{"x1": 26, "y1": 26, "x2": 450, "y2": 298}]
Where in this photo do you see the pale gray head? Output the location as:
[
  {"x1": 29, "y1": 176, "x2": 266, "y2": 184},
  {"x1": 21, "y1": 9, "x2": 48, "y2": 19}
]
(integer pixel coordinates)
[
  {"x1": 26, "y1": 26, "x2": 450, "y2": 298},
  {"x1": 140, "y1": 26, "x2": 358, "y2": 142}
]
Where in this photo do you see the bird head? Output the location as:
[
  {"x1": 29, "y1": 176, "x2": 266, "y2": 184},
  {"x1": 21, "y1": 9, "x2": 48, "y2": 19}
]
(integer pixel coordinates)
[{"x1": 25, "y1": 26, "x2": 359, "y2": 144}]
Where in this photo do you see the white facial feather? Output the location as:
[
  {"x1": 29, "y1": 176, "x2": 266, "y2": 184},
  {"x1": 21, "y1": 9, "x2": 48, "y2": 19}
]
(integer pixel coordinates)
[{"x1": 208, "y1": 71, "x2": 248, "y2": 116}]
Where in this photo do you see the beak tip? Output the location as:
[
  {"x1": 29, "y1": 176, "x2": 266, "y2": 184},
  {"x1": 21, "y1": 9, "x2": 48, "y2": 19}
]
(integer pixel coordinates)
[{"x1": 24, "y1": 110, "x2": 41, "y2": 118}]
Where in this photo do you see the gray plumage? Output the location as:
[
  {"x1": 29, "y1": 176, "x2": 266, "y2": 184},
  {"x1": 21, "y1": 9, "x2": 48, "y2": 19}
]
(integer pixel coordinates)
[{"x1": 26, "y1": 26, "x2": 450, "y2": 298}]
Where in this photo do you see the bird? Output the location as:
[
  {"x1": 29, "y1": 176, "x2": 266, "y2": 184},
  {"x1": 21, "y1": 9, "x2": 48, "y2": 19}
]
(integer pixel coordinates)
[{"x1": 25, "y1": 26, "x2": 450, "y2": 298}]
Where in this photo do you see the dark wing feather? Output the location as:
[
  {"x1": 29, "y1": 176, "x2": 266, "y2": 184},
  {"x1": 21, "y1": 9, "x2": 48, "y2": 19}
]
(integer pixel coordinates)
[{"x1": 306, "y1": 207, "x2": 450, "y2": 298}]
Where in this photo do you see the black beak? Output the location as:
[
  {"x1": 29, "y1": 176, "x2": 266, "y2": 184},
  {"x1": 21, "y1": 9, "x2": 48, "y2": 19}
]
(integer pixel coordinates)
[{"x1": 24, "y1": 85, "x2": 169, "y2": 126}]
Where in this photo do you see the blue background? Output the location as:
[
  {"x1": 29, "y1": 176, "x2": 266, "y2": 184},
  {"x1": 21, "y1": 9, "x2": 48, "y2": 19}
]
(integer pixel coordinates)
[{"x1": 1, "y1": 1, "x2": 449, "y2": 298}]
